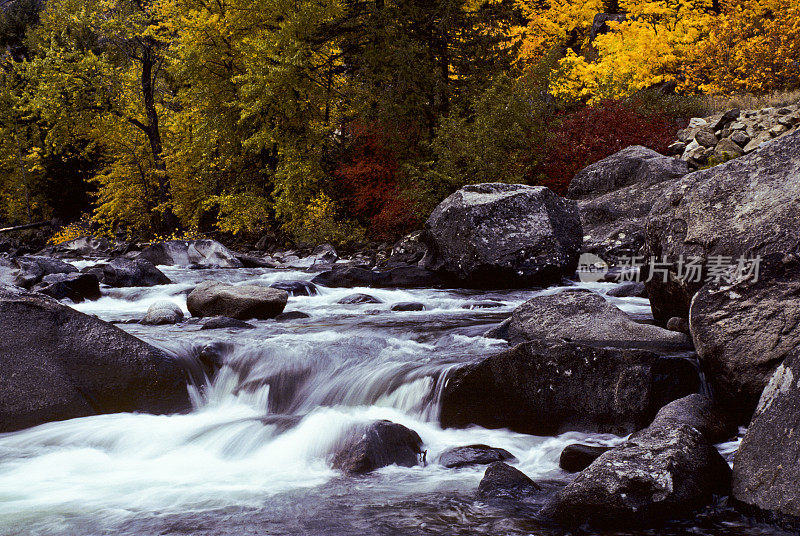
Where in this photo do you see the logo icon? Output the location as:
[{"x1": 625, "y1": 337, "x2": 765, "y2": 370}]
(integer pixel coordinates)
[{"x1": 577, "y1": 253, "x2": 609, "y2": 283}]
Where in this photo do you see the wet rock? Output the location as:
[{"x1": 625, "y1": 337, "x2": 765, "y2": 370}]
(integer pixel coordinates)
[
  {"x1": 732, "y1": 348, "x2": 800, "y2": 529},
  {"x1": 390, "y1": 302, "x2": 425, "y2": 312},
  {"x1": 504, "y1": 289, "x2": 690, "y2": 351},
  {"x1": 606, "y1": 282, "x2": 647, "y2": 298},
  {"x1": 440, "y1": 340, "x2": 699, "y2": 436},
  {"x1": 477, "y1": 462, "x2": 541, "y2": 500},
  {"x1": 312, "y1": 265, "x2": 443, "y2": 289},
  {"x1": 439, "y1": 445, "x2": 515, "y2": 469},
  {"x1": 136, "y1": 240, "x2": 243, "y2": 268},
  {"x1": 648, "y1": 394, "x2": 736, "y2": 444},
  {"x1": 13, "y1": 255, "x2": 78, "y2": 288},
  {"x1": 338, "y1": 293, "x2": 382, "y2": 305},
  {"x1": 201, "y1": 316, "x2": 256, "y2": 329},
  {"x1": 643, "y1": 130, "x2": 800, "y2": 324},
  {"x1": 274, "y1": 311, "x2": 310, "y2": 322},
  {"x1": 559, "y1": 444, "x2": 612, "y2": 473},
  {"x1": 102, "y1": 258, "x2": 171, "y2": 287},
  {"x1": 465, "y1": 301, "x2": 504, "y2": 309},
  {"x1": 187, "y1": 281, "x2": 288, "y2": 320},
  {"x1": 269, "y1": 280, "x2": 318, "y2": 297},
  {"x1": 331, "y1": 420, "x2": 423, "y2": 475},
  {"x1": 141, "y1": 300, "x2": 184, "y2": 325},
  {"x1": 421, "y1": 183, "x2": 582, "y2": 289},
  {"x1": 542, "y1": 424, "x2": 731, "y2": 527},
  {"x1": 689, "y1": 253, "x2": 800, "y2": 420},
  {"x1": 31, "y1": 272, "x2": 100, "y2": 302},
  {"x1": 0, "y1": 285, "x2": 192, "y2": 433}
]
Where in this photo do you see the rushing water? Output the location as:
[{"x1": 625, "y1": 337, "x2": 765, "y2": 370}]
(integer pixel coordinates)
[{"x1": 0, "y1": 265, "x2": 788, "y2": 536}]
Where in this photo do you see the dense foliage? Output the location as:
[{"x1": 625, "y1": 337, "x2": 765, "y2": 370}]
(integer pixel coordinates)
[{"x1": 0, "y1": 0, "x2": 797, "y2": 245}]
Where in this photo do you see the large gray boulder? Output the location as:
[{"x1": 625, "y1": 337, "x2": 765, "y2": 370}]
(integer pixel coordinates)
[
  {"x1": 439, "y1": 340, "x2": 699, "y2": 436},
  {"x1": 38, "y1": 236, "x2": 111, "y2": 259},
  {"x1": 690, "y1": 253, "x2": 800, "y2": 420},
  {"x1": 331, "y1": 420, "x2": 423, "y2": 474},
  {"x1": 187, "y1": 280, "x2": 288, "y2": 320},
  {"x1": 569, "y1": 146, "x2": 690, "y2": 264},
  {"x1": 136, "y1": 239, "x2": 243, "y2": 268},
  {"x1": 643, "y1": 129, "x2": 800, "y2": 324},
  {"x1": 504, "y1": 289, "x2": 690, "y2": 351},
  {"x1": 102, "y1": 257, "x2": 171, "y2": 287},
  {"x1": 421, "y1": 183, "x2": 582, "y2": 288},
  {"x1": 0, "y1": 285, "x2": 192, "y2": 433},
  {"x1": 733, "y1": 348, "x2": 800, "y2": 529}
]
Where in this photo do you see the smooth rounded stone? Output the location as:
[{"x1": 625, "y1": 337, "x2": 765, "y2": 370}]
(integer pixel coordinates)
[
  {"x1": 690, "y1": 253, "x2": 800, "y2": 420},
  {"x1": 648, "y1": 394, "x2": 736, "y2": 444},
  {"x1": 135, "y1": 239, "x2": 243, "y2": 268},
  {"x1": 695, "y1": 127, "x2": 718, "y2": 147},
  {"x1": 465, "y1": 301, "x2": 504, "y2": 309},
  {"x1": 421, "y1": 183, "x2": 582, "y2": 289},
  {"x1": 643, "y1": 129, "x2": 800, "y2": 324},
  {"x1": 390, "y1": 302, "x2": 425, "y2": 312},
  {"x1": 559, "y1": 444, "x2": 613, "y2": 473},
  {"x1": 187, "y1": 280, "x2": 288, "y2": 320},
  {"x1": 0, "y1": 285, "x2": 193, "y2": 433},
  {"x1": 714, "y1": 137, "x2": 745, "y2": 159},
  {"x1": 477, "y1": 462, "x2": 541, "y2": 501},
  {"x1": 331, "y1": 420, "x2": 423, "y2": 475},
  {"x1": 201, "y1": 316, "x2": 256, "y2": 330},
  {"x1": 31, "y1": 272, "x2": 100, "y2": 303},
  {"x1": 439, "y1": 339, "x2": 700, "y2": 436},
  {"x1": 733, "y1": 348, "x2": 800, "y2": 528},
  {"x1": 606, "y1": 282, "x2": 646, "y2": 298},
  {"x1": 337, "y1": 293, "x2": 383, "y2": 305},
  {"x1": 274, "y1": 311, "x2": 310, "y2": 322},
  {"x1": 102, "y1": 258, "x2": 171, "y2": 287},
  {"x1": 311, "y1": 264, "x2": 443, "y2": 289},
  {"x1": 504, "y1": 289, "x2": 690, "y2": 351},
  {"x1": 541, "y1": 424, "x2": 731, "y2": 528},
  {"x1": 12, "y1": 255, "x2": 78, "y2": 288},
  {"x1": 438, "y1": 444, "x2": 515, "y2": 469},
  {"x1": 141, "y1": 300, "x2": 184, "y2": 325},
  {"x1": 666, "y1": 316, "x2": 689, "y2": 335},
  {"x1": 269, "y1": 280, "x2": 318, "y2": 297}
]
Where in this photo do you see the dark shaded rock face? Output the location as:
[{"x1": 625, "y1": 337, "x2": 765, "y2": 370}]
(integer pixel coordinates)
[
  {"x1": 136, "y1": 240, "x2": 243, "y2": 268},
  {"x1": 643, "y1": 130, "x2": 800, "y2": 324},
  {"x1": 331, "y1": 420, "x2": 423, "y2": 475},
  {"x1": 274, "y1": 311, "x2": 310, "y2": 322},
  {"x1": 421, "y1": 183, "x2": 582, "y2": 289},
  {"x1": 439, "y1": 340, "x2": 699, "y2": 436},
  {"x1": 733, "y1": 349, "x2": 800, "y2": 529},
  {"x1": 648, "y1": 394, "x2": 736, "y2": 444},
  {"x1": 338, "y1": 293, "x2": 382, "y2": 305},
  {"x1": 31, "y1": 272, "x2": 100, "y2": 302},
  {"x1": 187, "y1": 281, "x2": 288, "y2": 320},
  {"x1": 141, "y1": 300, "x2": 184, "y2": 325},
  {"x1": 477, "y1": 462, "x2": 541, "y2": 501},
  {"x1": 504, "y1": 289, "x2": 690, "y2": 351},
  {"x1": 690, "y1": 253, "x2": 800, "y2": 421},
  {"x1": 269, "y1": 280, "x2": 318, "y2": 297},
  {"x1": 102, "y1": 258, "x2": 171, "y2": 287},
  {"x1": 559, "y1": 444, "x2": 613, "y2": 473},
  {"x1": 0, "y1": 285, "x2": 192, "y2": 433},
  {"x1": 201, "y1": 316, "x2": 256, "y2": 330},
  {"x1": 311, "y1": 265, "x2": 443, "y2": 289},
  {"x1": 12, "y1": 255, "x2": 78, "y2": 288},
  {"x1": 390, "y1": 302, "x2": 426, "y2": 312},
  {"x1": 438, "y1": 445, "x2": 515, "y2": 469},
  {"x1": 569, "y1": 146, "x2": 690, "y2": 263},
  {"x1": 542, "y1": 424, "x2": 731, "y2": 528}
]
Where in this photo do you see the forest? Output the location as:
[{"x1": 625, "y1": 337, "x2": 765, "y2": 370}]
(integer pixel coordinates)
[{"x1": 0, "y1": 0, "x2": 798, "y2": 246}]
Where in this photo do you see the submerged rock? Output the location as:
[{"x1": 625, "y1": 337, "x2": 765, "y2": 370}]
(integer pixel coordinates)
[
  {"x1": 331, "y1": 420, "x2": 423, "y2": 475},
  {"x1": 438, "y1": 445, "x2": 515, "y2": 469},
  {"x1": 338, "y1": 293, "x2": 382, "y2": 305},
  {"x1": 200, "y1": 316, "x2": 256, "y2": 330},
  {"x1": 0, "y1": 285, "x2": 192, "y2": 433},
  {"x1": 187, "y1": 281, "x2": 288, "y2": 320},
  {"x1": 274, "y1": 311, "x2": 310, "y2": 322},
  {"x1": 136, "y1": 240, "x2": 243, "y2": 268},
  {"x1": 141, "y1": 300, "x2": 184, "y2": 325},
  {"x1": 390, "y1": 302, "x2": 426, "y2": 312},
  {"x1": 421, "y1": 183, "x2": 582, "y2": 289},
  {"x1": 102, "y1": 258, "x2": 171, "y2": 287},
  {"x1": 559, "y1": 444, "x2": 613, "y2": 473},
  {"x1": 477, "y1": 462, "x2": 541, "y2": 501}
]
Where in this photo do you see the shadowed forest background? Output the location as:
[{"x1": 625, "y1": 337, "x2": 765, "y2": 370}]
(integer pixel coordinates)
[{"x1": 0, "y1": 0, "x2": 798, "y2": 246}]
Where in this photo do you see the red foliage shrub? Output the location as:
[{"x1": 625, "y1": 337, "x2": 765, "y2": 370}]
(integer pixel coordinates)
[
  {"x1": 537, "y1": 101, "x2": 679, "y2": 196},
  {"x1": 333, "y1": 121, "x2": 422, "y2": 241}
]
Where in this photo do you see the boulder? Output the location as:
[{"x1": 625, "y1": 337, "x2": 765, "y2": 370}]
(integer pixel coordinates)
[
  {"x1": 666, "y1": 317, "x2": 689, "y2": 335},
  {"x1": 732, "y1": 348, "x2": 800, "y2": 528},
  {"x1": 421, "y1": 183, "x2": 582, "y2": 289},
  {"x1": 385, "y1": 230, "x2": 428, "y2": 266},
  {"x1": 0, "y1": 285, "x2": 192, "y2": 433},
  {"x1": 542, "y1": 424, "x2": 731, "y2": 527},
  {"x1": 141, "y1": 300, "x2": 184, "y2": 325},
  {"x1": 714, "y1": 137, "x2": 745, "y2": 159},
  {"x1": 439, "y1": 340, "x2": 700, "y2": 436},
  {"x1": 338, "y1": 293, "x2": 382, "y2": 305},
  {"x1": 477, "y1": 462, "x2": 541, "y2": 501},
  {"x1": 438, "y1": 445, "x2": 515, "y2": 469},
  {"x1": 390, "y1": 302, "x2": 426, "y2": 312},
  {"x1": 37, "y1": 236, "x2": 111, "y2": 259},
  {"x1": 643, "y1": 129, "x2": 800, "y2": 324},
  {"x1": 187, "y1": 281, "x2": 288, "y2": 320},
  {"x1": 136, "y1": 239, "x2": 243, "y2": 268},
  {"x1": 503, "y1": 289, "x2": 690, "y2": 351},
  {"x1": 30, "y1": 272, "x2": 101, "y2": 302},
  {"x1": 269, "y1": 280, "x2": 318, "y2": 297},
  {"x1": 331, "y1": 420, "x2": 423, "y2": 475},
  {"x1": 648, "y1": 394, "x2": 736, "y2": 444},
  {"x1": 274, "y1": 311, "x2": 310, "y2": 322},
  {"x1": 201, "y1": 316, "x2": 256, "y2": 330},
  {"x1": 102, "y1": 258, "x2": 171, "y2": 287},
  {"x1": 689, "y1": 253, "x2": 800, "y2": 420},
  {"x1": 12, "y1": 255, "x2": 78, "y2": 288},
  {"x1": 606, "y1": 282, "x2": 647, "y2": 298},
  {"x1": 311, "y1": 265, "x2": 443, "y2": 289},
  {"x1": 559, "y1": 444, "x2": 612, "y2": 473}
]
